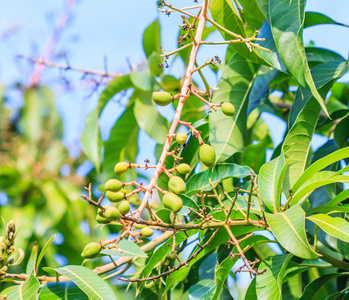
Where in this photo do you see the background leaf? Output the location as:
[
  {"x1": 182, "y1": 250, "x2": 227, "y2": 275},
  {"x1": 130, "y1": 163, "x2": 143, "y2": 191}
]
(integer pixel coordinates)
[{"x1": 209, "y1": 52, "x2": 259, "y2": 162}]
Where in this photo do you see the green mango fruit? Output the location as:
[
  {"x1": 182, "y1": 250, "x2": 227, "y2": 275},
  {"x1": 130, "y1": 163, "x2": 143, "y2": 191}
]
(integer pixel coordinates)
[
  {"x1": 114, "y1": 162, "x2": 129, "y2": 175},
  {"x1": 168, "y1": 176, "x2": 186, "y2": 194},
  {"x1": 106, "y1": 190, "x2": 125, "y2": 203},
  {"x1": 105, "y1": 179, "x2": 123, "y2": 192},
  {"x1": 221, "y1": 102, "x2": 235, "y2": 116},
  {"x1": 163, "y1": 193, "x2": 183, "y2": 212},
  {"x1": 176, "y1": 163, "x2": 191, "y2": 174},
  {"x1": 152, "y1": 91, "x2": 172, "y2": 106},
  {"x1": 176, "y1": 132, "x2": 187, "y2": 144},
  {"x1": 96, "y1": 214, "x2": 110, "y2": 224},
  {"x1": 141, "y1": 226, "x2": 154, "y2": 237},
  {"x1": 118, "y1": 200, "x2": 130, "y2": 215},
  {"x1": 199, "y1": 144, "x2": 216, "y2": 168},
  {"x1": 104, "y1": 206, "x2": 121, "y2": 221},
  {"x1": 81, "y1": 242, "x2": 102, "y2": 259}
]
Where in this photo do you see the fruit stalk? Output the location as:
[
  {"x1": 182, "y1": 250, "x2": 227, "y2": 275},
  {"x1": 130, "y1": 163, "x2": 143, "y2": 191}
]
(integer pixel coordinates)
[{"x1": 133, "y1": 0, "x2": 210, "y2": 220}]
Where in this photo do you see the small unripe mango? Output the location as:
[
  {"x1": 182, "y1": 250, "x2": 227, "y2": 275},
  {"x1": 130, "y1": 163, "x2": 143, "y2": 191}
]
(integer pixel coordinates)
[
  {"x1": 105, "y1": 179, "x2": 123, "y2": 192},
  {"x1": 221, "y1": 102, "x2": 235, "y2": 116},
  {"x1": 96, "y1": 214, "x2": 110, "y2": 224},
  {"x1": 141, "y1": 226, "x2": 154, "y2": 237},
  {"x1": 114, "y1": 162, "x2": 129, "y2": 175},
  {"x1": 168, "y1": 176, "x2": 186, "y2": 195},
  {"x1": 163, "y1": 193, "x2": 183, "y2": 212},
  {"x1": 81, "y1": 242, "x2": 101, "y2": 259},
  {"x1": 152, "y1": 91, "x2": 172, "y2": 106},
  {"x1": 97, "y1": 207, "x2": 107, "y2": 217},
  {"x1": 106, "y1": 190, "x2": 125, "y2": 202},
  {"x1": 176, "y1": 132, "x2": 187, "y2": 144},
  {"x1": 104, "y1": 206, "x2": 121, "y2": 221},
  {"x1": 199, "y1": 144, "x2": 216, "y2": 168},
  {"x1": 176, "y1": 163, "x2": 191, "y2": 174},
  {"x1": 118, "y1": 200, "x2": 130, "y2": 215}
]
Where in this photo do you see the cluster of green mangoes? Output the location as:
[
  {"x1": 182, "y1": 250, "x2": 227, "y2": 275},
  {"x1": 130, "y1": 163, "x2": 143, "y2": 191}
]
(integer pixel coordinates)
[
  {"x1": 95, "y1": 178, "x2": 131, "y2": 224},
  {"x1": 152, "y1": 91, "x2": 236, "y2": 170},
  {"x1": 152, "y1": 91, "x2": 235, "y2": 116}
]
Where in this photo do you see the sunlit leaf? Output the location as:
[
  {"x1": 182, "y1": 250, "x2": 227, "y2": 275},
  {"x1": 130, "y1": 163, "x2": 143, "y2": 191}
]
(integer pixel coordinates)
[
  {"x1": 256, "y1": 254, "x2": 292, "y2": 300},
  {"x1": 304, "y1": 12, "x2": 349, "y2": 28},
  {"x1": 266, "y1": 205, "x2": 319, "y2": 259},
  {"x1": 256, "y1": 0, "x2": 330, "y2": 116},
  {"x1": 307, "y1": 214, "x2": 349, "y2": 242},
  {"x1": 49, "y1": 266, "x2": 116, "y2": 300}
]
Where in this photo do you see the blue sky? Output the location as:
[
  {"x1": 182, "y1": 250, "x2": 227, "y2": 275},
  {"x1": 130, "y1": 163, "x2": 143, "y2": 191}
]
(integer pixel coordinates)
[{"x1": 0, "y1": 0, "x2": 348, "y2": 157}]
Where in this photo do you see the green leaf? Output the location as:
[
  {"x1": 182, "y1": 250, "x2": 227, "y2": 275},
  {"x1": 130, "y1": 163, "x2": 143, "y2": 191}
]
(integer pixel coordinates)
[
  {"x1": 138, "y1": 229, "x2": 199, "y2": 289},
  {"x1": 143, "y1": 19, "x2": 161, "y2": 58},
  {"x1": 130, "y1": 71, "x2": 156, "y2": 91},
  {"x1": 244, "y1": 278, "x2": 257, "y2": 299},
  {"x1": 100, "y1": 239, "x2": 147, "y2": 257},
  {"x1": 256, "y1": 0, "x2": 329, "y2": 117},
  {"x1": 102, "y1": 104, "x2": 139, "y2": 180},
  {"x1": 304, "y1": 12, "x2": 349, "y2": 28},
  {"x1": 186, "y1": 163, "x2": 252, "y2": 195},
  {"x1": 209, "y1": 0, "x2": 264, "y2": 64},
  {"x1": 307, "y1": 214, "x2": 349, "y2": 242},
  {"x1": 212, "y1": 235, "x2": 270, "y2": 300},
  {"x1": 258, "y1": 154, "x2": 290, "y2": 213},
  {"x1": 97, "y1": 75, "x2": 133, "y2": 116},
  {"x1": 306, "y1": 47, "x2": 345, "y2": 64},
  {"x1": 326, "y1": 189, "x2": 349, "y2": 206},
  {"x1": 306, "y1": 204, "x2": 349, "y2": 216},
  {"x1": 266, "y1": 204, "x2": 319, "y2": 259},
  {"x1": 256, "y1": 254, "x2": 292, "y2": 300},
  {"x1": 283, "y1": 61, "x2": 348, "y2": 194},
  {"x1": 299, "y1": 273, "x2": 349, "y2": 300},
  {"x1": 164, "y1": 227, "x2": 257, "y2": 293},
  {"x1": 39, "y1": 282, "x2": 88, "y2": 300},
  {"x1": 134, "y1": 92, "x2": 169, "y2": 144},
  {"x1": 255, "y1": 21, "x2": 288, "y2": 72},
  {"x1": 177, "y1": 194, "x2": 201, "y2": 215},
  {"x1": 26, "y1": 243, "x2": 38, "y2": 275},
  {"x1": 248, "y1": 67, "x2": 279, "y2": 114},
  {"x1": 0, "y1": 286, "x2": 19, "y2": 298},
  {"x1": 36, "y1": 234, "x2": 56, "y2": 274},
  {"x1": 334, "y1": 116, "x2": 349, "y2": 148},
  {"x1": 291, "y1": 147, "x2": 349, "y2": 194},
  {"x1": 291, "y1": 175, "x2": 349, "y2": 205},
  {"x1": 209, "y1": 52, "x2": 259, "y2": 162},
  {"x1": 49, "y1": 265, "x2": 116, "y2": 300},
  {"x1": 6, "y1": 273, "x2": 41, "y2": 300},
  {"x1": 238, "y1": 0, "x2": 265, "y2": 29},
  {"x1": 81, "y1": 110, "x2": 103, "y2": 174}
]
